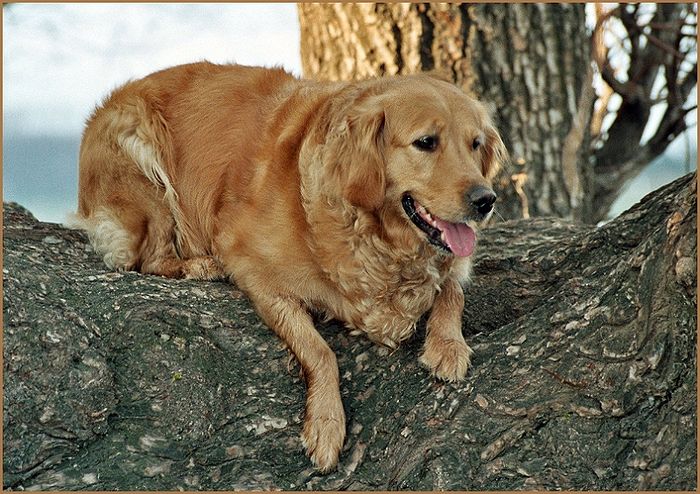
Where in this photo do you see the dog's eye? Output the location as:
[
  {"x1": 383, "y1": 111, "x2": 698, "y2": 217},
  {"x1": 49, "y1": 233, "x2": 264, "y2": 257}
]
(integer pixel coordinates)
[
  {"x1": 412, "y1": 135, "x2": 439, "y2": 152},
  {"x1": 472, "y1": 136, "x2": 482, "y2": 151}
]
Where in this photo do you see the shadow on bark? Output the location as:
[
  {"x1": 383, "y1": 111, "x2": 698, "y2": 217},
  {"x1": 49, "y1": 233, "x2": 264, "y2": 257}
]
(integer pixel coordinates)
[{"x1": 3, "y1": 172, "x2": 696, "y2": 490}]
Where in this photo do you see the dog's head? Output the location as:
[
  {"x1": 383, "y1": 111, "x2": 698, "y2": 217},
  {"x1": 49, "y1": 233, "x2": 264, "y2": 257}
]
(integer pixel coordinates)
[{"x1": 324, "y1": 74, "x2": 507, "y2": 257}]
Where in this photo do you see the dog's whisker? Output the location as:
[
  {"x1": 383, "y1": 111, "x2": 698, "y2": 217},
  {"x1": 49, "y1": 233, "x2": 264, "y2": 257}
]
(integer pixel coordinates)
[{"x1": 494, "y1": 209, "x2": 506, "y2": 222}]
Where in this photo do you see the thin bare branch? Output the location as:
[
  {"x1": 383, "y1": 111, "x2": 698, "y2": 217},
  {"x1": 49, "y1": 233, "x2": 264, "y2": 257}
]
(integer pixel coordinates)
[
  {"x1": 592, "y1": 5, "x2": 635, "y2": 99},
  {"x1": 619, "y1": 6, "x2": 642, "y2": 63},
  {"x1": 644, "y1": 31, "x2": 689, "y2": 61},
  {"x1": 590, "y1": 83, "x2": 614, "y2": 138},
  {"x1": 678, "y1": 61, "x2": 698, "y2": 101},
  {"x1": 647, "y1": 20, "x2": 689, "y2": 31}
]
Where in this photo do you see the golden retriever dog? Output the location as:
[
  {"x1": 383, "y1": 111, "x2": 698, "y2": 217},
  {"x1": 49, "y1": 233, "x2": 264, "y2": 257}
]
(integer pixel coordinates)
[{"x1": 74, "y1": 62, "x2": 506, "y2": 472}]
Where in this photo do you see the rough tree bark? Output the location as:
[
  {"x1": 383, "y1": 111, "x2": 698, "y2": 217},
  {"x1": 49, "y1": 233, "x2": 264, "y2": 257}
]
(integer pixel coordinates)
[
  {"x1": 297, "y1": 3, "x2": 696, "y2": 224},
  {"x1": 3, "y1": 172, "x2": 696, "y2": 490}
]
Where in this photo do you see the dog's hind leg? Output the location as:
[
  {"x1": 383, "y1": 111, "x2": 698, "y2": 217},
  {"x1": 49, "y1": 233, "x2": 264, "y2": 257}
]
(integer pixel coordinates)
[
  {"x1": 74, "y1": 93, "x2": 225, "y2": 281},
  {"x1": 72, "y1": 200, "x2": 225, "y2": 280}
]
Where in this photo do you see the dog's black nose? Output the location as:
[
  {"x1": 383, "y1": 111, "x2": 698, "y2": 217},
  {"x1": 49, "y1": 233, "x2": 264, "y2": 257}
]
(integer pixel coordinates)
[{"x1": 468, "y1": 186, "x2": 497, "y2": 217}]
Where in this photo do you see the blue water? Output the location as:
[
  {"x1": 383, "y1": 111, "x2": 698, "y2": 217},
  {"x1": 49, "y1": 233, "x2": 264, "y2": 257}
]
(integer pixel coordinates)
[
  {"x1": 607, "y1": 151, "x2": 695, "y2": 218},
  {"x1": 2, "y1": 133, "x2": 695, "y2": 224},
  {"x1": 4, "y1": 133, "x2": 81, "y2": 224}
]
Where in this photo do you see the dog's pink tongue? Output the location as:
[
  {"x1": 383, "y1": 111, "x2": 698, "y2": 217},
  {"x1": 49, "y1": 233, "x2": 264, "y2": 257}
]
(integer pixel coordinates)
[{"x1": 434, "y1": 218, "x2": 476, "y2": 257}]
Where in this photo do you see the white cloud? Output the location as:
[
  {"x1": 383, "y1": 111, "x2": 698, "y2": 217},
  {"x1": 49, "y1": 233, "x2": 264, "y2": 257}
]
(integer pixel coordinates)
[{"x1": 3, "y1": 3, "x2": 302, "y2": 136}]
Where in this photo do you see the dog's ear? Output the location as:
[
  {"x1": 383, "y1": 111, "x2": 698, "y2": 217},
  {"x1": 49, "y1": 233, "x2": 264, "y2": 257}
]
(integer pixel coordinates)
[
  {"x1": 482, "y1": 124, "x2": 508, "y2": 181},
  {"x1": 328, "y1": 99, "x2": 387, "y2": 211}
]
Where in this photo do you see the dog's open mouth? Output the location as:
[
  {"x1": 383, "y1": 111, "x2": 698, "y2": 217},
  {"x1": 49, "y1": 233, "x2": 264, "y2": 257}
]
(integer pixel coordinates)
[{"x1": 401, "y1": 193, "x2": 476, "y2": 257}]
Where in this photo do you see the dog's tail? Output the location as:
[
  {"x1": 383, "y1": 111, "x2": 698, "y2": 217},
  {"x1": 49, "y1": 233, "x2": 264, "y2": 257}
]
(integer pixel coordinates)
[{"x1": 64, "y1": 209, "x2": 136, "y2": 271}]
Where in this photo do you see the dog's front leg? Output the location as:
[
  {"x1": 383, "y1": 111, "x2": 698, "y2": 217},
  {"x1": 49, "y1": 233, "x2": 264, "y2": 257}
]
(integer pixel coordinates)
[
  {"x1": 419, "y1": 276, "x2": 473, "y2": 382},
  {"x1": 249, "y1": 293, "x2": 346, "y2": 472}
]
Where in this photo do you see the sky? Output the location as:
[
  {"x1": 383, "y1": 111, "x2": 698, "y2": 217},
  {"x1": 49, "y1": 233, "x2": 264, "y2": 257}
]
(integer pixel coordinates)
[
  {"x1": 2, "y1": 3, "x2": 696, "y2": 224},
  {"x1": 3, "y1": 3, "x2": 302, "y2": 137}
]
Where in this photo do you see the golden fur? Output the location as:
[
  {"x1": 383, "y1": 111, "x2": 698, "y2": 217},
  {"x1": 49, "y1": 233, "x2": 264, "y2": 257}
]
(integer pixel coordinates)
[{"x1": 74, "y1": 62, "x2": 506, "y2": 472}]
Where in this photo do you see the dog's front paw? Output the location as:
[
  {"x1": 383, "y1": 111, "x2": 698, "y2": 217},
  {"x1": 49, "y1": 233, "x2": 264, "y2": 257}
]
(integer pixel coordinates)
[
  {"x1": 301, "y1": 400, "x2": 346, "y2": 473},
  {"x1": 420, "y1": 337, "x2": 473, "y2": 382}
]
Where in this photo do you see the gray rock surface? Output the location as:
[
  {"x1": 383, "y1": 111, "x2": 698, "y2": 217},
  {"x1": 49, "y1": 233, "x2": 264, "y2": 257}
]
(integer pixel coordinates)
[{"x1": 3, "y1": 172, "x2": 696, "y2": 490}]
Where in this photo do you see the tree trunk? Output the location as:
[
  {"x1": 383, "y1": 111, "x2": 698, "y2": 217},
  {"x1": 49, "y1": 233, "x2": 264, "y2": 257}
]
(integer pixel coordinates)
[
  {"x1": 3, "y1": 172, "x2": 696, "y2": 490},
  {"x1": 298, "y1": 3, "x2": 593, "y2": 222}
]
